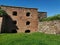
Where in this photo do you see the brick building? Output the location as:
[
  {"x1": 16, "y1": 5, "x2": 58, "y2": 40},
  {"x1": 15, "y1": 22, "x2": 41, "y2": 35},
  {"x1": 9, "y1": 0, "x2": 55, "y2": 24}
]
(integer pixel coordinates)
[
  {"x1": 0, "y1": 5, "x2": 47, "y2": 33},
  {"x1": 38, "y1": 12, "x2": 47, "y2": 19}
]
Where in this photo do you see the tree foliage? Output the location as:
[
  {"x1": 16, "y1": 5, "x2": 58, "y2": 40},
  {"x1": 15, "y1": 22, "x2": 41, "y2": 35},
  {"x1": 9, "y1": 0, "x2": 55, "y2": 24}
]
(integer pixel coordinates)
[{"x1": 0, "y1": 7, "x2": 7, "y2": 17}]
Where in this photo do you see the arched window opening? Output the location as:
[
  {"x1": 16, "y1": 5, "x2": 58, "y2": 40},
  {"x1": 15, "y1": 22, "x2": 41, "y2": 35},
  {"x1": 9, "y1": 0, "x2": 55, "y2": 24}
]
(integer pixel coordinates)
[
  {"x1": 26, "y1": 12, "x2": 30, "y2": 17},
  {"x1": 25, "y1": 30, "x2": 30, "y2": 33},
  {"x1": 13, "y1": 21, "x2": 17, "y2": 24},
  {"x1": 13, "y1": 11, "x2": 17, "y2": 16},
  {"x1": 26, "y1": 21, "x2": 30, "y2": 25}
]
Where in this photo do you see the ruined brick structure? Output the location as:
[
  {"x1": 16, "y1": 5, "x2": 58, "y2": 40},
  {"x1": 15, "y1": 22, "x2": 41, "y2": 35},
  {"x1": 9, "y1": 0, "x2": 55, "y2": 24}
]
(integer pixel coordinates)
[
  {"x1": 38, "y1": 12, "x2": 47, "y2": 19},
  {"x1": 0, "y1": 5, "x2": 47, "y2": 33}
]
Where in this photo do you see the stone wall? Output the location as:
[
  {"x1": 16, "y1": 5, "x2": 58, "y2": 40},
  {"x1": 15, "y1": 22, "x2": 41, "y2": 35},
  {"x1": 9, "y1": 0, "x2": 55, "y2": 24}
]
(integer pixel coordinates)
[{"x1": 38, "y1": 20, "x2": 60, "y2": 34}]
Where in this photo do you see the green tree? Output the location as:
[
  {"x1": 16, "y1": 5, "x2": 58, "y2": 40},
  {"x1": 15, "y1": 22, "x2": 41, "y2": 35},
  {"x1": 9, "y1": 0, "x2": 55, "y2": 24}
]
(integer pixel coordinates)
[{"x1": 0, "y1": 7, "x2": 7, "y2": 17}]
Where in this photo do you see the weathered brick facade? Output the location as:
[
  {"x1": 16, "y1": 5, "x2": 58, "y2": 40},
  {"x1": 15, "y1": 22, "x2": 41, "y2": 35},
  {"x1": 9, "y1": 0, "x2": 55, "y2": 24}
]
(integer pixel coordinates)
[
  {"x1": 0, "y1": 5, "x2": 39, "y2": 33},
  {"x1": 0, "y1": 5, "x2": 47, "y2": 33}
]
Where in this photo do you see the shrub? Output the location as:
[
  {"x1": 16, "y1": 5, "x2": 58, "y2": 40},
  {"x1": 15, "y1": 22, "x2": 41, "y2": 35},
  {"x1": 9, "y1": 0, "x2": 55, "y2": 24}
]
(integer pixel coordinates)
[{"x1": 39, "y1": 14, "x2": 60, "y2": 21}]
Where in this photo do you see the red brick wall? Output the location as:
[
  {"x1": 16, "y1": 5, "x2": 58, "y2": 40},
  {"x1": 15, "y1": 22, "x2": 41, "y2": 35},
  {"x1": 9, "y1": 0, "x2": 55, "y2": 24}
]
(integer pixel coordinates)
[{"x1": 1, "y1": 6, "x2": 38, "y2": 33}]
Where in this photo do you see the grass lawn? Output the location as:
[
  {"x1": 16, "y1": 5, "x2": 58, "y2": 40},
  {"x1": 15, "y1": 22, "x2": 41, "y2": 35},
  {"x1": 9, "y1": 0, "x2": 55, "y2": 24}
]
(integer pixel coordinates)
[{"x1": 0, "y1": 32, "x2": 60, "y2": 45}]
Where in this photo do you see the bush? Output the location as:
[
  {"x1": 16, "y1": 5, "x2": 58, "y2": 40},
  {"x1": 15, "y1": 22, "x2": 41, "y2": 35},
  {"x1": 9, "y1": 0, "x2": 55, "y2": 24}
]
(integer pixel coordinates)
[{"x1": 40, "y1": 14, "x2": 60, "y2": 21}]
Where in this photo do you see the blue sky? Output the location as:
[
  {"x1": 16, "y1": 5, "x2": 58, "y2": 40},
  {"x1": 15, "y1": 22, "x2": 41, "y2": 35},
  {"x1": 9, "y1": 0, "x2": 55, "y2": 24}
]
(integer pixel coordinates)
[{"x1": 0, "y1": 0, "x2": 60, "y2": 16}]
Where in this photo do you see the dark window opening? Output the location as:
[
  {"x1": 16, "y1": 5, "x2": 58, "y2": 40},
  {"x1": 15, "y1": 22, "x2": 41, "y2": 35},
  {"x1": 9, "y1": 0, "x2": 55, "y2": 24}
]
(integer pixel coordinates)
[
  {"x1": 13, "y1": 21, "x2": 17, "y2": 24},
  {"x1": 13, "y1": 11, "x2": 17, "y2": 16},
  {"x1": 26, "y1": 12, "x2": 30, "y2": 16},
  {"x1": 12, "y1": 29, "x2": 17, "y2": 33},
  {"x1": 26, "y1": 21, "x2": 30, "y2": 25},
  {"x1": 25, "y1": 30, "x2": 30, "y2": 33}
]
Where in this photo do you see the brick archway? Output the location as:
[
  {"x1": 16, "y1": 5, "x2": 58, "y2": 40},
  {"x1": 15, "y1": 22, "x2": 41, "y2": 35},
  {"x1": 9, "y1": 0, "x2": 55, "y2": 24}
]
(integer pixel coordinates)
[{"x1": 25, "y1": 30, "x2": 30, "y2": 33}]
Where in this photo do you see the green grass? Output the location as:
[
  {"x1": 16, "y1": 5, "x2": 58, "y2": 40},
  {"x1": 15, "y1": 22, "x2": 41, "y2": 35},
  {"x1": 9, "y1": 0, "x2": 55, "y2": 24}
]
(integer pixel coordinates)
[
  {"x1": 0, "y1": 32, "x2": 60, "y2": 45},
  {"x1": 40, "y1": 14, "x2": 60, "y2": 21}
]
